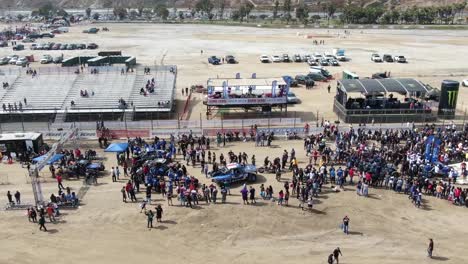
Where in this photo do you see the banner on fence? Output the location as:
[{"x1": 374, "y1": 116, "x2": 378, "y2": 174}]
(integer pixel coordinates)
[
  {"x1": 151, "y1": 128, "x2": 202, "y2": 137},
  {"x1": 207, "y1": 97, "x2": 287, "y2": 106}
]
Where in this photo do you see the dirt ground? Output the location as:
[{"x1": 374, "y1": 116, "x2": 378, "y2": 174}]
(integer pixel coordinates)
[
  {"x1": 0, "y1": 139, "x2": 468, "y2": 264},
  {"x1": 1, "y1": 23, "x2": 468, "y2": 121}
]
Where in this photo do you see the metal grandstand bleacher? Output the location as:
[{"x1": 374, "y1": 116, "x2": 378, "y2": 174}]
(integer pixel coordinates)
[{"x1": 0, "y1": 66, "x2": 176, "y2": 122}]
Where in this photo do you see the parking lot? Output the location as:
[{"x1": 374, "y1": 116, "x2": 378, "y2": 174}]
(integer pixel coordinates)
[{"x1": 1, "y1": 23, "x2": 468, "y2": 121}]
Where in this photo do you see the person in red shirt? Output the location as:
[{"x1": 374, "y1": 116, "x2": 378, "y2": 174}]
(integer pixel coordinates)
[
  {"x1": 365, "y1": 171, "x2": 372, "y2": 184},
  {"x1": 349, "y1": 167, "x2": 354, "y2": 184},
  {"x1": 56, "y1": 175, "x2": 64, "y2": 190},
  {"x1": 46, "y1": 205, "x2": 55, "y2": 222}
]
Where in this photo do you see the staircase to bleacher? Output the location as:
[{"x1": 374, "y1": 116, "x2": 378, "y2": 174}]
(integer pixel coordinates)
[
  {"x1": 0, "y1": 74, "x2": 24, "y2": 103},
  {"x1": 60, "y1": 74, "x2": 85, "y2": 109}
]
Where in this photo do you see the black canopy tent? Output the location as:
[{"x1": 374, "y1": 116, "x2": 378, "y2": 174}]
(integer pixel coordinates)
[
  {"x1": 337, "y1": 78, "x2": 429, "y2": 94},
  {"x1": 334, "y1": 78, "x2": 435, "y2": 123}
]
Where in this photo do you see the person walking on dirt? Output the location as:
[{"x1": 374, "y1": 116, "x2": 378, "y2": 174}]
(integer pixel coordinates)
[
  {"x1": 145, "y1": 209, "x2": 154, "y2": 228},
  {"x1": 14, "y1": 191, "x2": 21, "y2": 205},
  {"x1": 427, "y1": 238, "x2": 434, "y2": 258},
  {"x1": 342, "y1": 216, "x2": 350, "y2": 235},
  {"x1": 111, "y1": 167, "x2": 116, "y2": 182},
  {"x1": 249, "y1": 186, "x2": 256, "y2": 204},
  {"x1": 39, "y1": 215, "x2": 47, "y2": 232},
  {"x1": 121, "y1": 186, "x2": 127, "y2": 203},
  {"x1": 7, "y1": 191, "x2": 13, "y2": 205},
  {"x1": 333, "y1": 247, "x2": 342, "y2": 264},
  {"x1": 327, "y1": 85, "x2": 331, "y2": 93},
  {"x1": 155, "y1": 205, "x2": 163, "y2": 223},
  {"x1": 57, "y1": 175, "x2": 64, "y2": 190}
]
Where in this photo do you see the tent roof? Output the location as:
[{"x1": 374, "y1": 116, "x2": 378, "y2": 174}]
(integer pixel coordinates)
[
  {"x1": 338, "y1": 78, "x2": 429, "y2": 94},
  {"x1": 104, "y1": 143, "x2": 129, "y2": 152},
  {"x1": 32, "y1": 154, "x2": 64, "y2": 165}
]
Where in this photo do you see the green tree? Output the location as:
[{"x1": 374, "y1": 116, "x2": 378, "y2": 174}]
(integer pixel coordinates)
[
  {"x1": 273, "y1": 0, "x2": 279, "y2": 20},
  {"x1": 37, "y1": 2, "x2": 56, "y2": 18},
  {"x1": 113, "y1": 7, "x2": 128, "y2": 20},
  {"x1": 323, "y1": 3, "x2": 337, "y2": 25},
  {"x1": 195, "y1": 0, "x2": 214, "y2": 17},
  {"x1": 295, "y1": 4, "x2": 309, "y2": 25},
  {"x1": 178, "y1": 11, "x2": 184, "y2": 20},
  {"x1": 154, "y1": 4, "x2": 169, "y2": 20},
  {"x1": 218, "y1": 0, "x2": 226, "y2": 19},
  {"x1": 86, "y1": 7, "x2": 92, "y2": 18},
  {"x1": 17, "y1": 14, "x2": 24, "y2": 21},
  {"x1": 283, "y1": 0, "x2": 292, "y2": 24},
  {"x1": 92, "y1": 12, "x2": 101, "y2": 20}
]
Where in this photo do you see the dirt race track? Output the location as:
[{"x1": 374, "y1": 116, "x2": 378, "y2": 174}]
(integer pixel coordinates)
[{"x1": 0, "y1": 139, "x2": 467, "y2": 264}]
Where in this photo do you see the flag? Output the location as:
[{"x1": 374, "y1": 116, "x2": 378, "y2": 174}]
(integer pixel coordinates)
[
  {"x1": 271, "y1": 80, "x2": 277, "y2": 98},
  {"x1": 223, "y1": 81, "x2": 228, "y2": 98}
]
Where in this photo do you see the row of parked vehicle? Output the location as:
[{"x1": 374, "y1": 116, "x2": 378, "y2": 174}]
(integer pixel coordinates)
[
  {"x1": 0, "y1": 54, "x2": 64, "y2": 66},
  {"x1": 31, "y1": 42, "x2": 99, "y2": 50},
  {"x1": 371, "y1": 53, "x2": 407, "y2": 63},
  {"x1": 208, "y1": 55, "x2": 237, "y2": 65},
  {"x1": 260, "y1": 52, "x2": 345, "y2": 67}
]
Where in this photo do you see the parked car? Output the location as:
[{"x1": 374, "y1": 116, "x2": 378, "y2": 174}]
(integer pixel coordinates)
[
  {"x1": 87, "y1": 43, "x2": 98, "y2": 49},
  {"x1": 319, "y1": 58, "x2": 329, "y2": 66},
  {"x1": 260, "y1": 55, "x2": 270, "y2": 63},
  {"x1": 303, "y1": 54, "x2": 311, "y2": 61},
  {"x1": 12, "y1": 44, "x2": 24, "y2": 51},
  {"x1": 293, "y1": 54, "x2": 302, "y2": 62},
  {"x1": 40, "y1": 54, "x2": 53, "y2": 64},
  {"x1": 67, "y1": 44, "x2": 77, "y2": 50},
  {"x1": 225, "y1": 55, "x2": 237, "y2": 64},
  {"x1": 208, "y1": 56, "x2": 220, "y2": 65},
  {"x1": 394, "y1": 55, "x2": 407, "y2": 63},
  {"x1": 53, "y1": 56, "x2": 63, "y2": 64},
  {"x1": 77, "y1": 43, "x2": 86, "y2": 49},
  {"x1": 16, "y1": 57, "x2": 29, "y2": 67},
  {"x1": 287, "y1": 92, "x2": 299, "y2": 104},
  {"x1": 324, "y1": 53, "x2": 336, "y2": 60},
  {"x1": 307, "y1": 59, "x2": 318, "y2": 66},
  {"x1": 371, "y1": 53, "x2": 383, "y2": 62},
  {"x1": 462, "y1": 80, "x2": 468, "y2": 87},
  {"x1": 282, "y1": 54, "x2": 291, "y2": 62},
  {"x1": 0, "y1": 57, "x2": 10, "y2": 65},
  {"x1": 383, "y1": 54, "x2": 394, "y2": 62},
  {"x1": 44, "y1": 42, "x2": 54, "y2": 50},
  {"x1": 8, "y1": 55, "x2": 19, "y2": 64},
  {"x1": 328, "y1": 58, "x2": 340, "y2": 66},
  {"x1": 41, "y1": 33, "x2": 55, "y2": 38},
  {"x1": 52, "y1": 43, "x2": 61, "y2": 50},
  {"x1": 312, "y1": 53, "x2": 323, "y2": 62},
  {"x1": 210, "y1": 163, "x2": 257, "y2": 185},
  {"x1": 271, "y1": 55, "x2": 282, "y2": 62},
  {"x1": 295, "y1": 75, "x2": 314, "y2": 85},
  {"x1": 0, "y1": 41, "x2": 7, "y2": 47},
  {"x1": 60, "y1": 44, "x2": 68, "y2": 50},
  {"x1": 307, "y1": 72, "x2": 327, "y2": 82},
  {"x1": 27, "y1": 33, "x2": 42, "y2": 39},
  {"x1": 22, "y1": 38, "x2": 35, "y2": 43},
  {"x1": 83, "y1": 28, "x2": 99, "y2": 34}
]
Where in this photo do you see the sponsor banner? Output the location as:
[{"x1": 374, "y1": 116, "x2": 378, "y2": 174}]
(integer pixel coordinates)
[
  {"x1": 203, "y1": 128, "x2": 250, "y2": 137},
  {"x1": 207, "y1": 97, "x2": 287, "y2": 106},
  {"x1": 151, "y1": 129, "x2": 202, "y2": 137},
  {"x1": 101, "y1": 129, "x2": 150, "y2": 139},
  {"x1": 257, "y1": 127, "x2": 305, "y2": 135},
  {"x1": 78, "y1": 130, "x2": 97, "y2": 139}
]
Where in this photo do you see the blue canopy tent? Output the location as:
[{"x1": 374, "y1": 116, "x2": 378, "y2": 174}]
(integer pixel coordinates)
[
  {"x1": 32, "y1": 154, "x2": 64, "y2": 165},
  {"x1": 104, "y1": 143, "x2": 129, "y2": 153}
]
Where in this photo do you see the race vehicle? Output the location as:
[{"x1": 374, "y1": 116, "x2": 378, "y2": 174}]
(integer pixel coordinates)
[{"x1": 210, "y1": 163, "x2": 257, "y2": 184}]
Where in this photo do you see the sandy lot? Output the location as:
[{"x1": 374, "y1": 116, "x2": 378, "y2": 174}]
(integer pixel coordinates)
[
  {"x1": 0, "y1": 138, "x2": 468, "y2": 264},
  {"x1": 1, "y1": 23, "x2": 468, "y2": 121}
]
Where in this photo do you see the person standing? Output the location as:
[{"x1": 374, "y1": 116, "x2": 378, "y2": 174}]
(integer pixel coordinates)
[
  {"x1": 14, "y1": 191, "x2": 21, "y2": 205},
  {"x1": 46, "y1": 205, "x2": 55, "y2": 222},
  {"x1": 327, "y1": 84, "x2": 331, "y2": 93},
  {"x1": 333, "y1": 247, "x2": 342, "y2": 264},
  {"x1": 240, "y1": 185, "x2": 249, "y2": 205},
  {"x1": 38, "y1": 215, "x2": 47, "y2": 232},
  {"x1": 57, "y1": 175, "x2": 64, "y2": 190},
  {"x1": 115, "y1": 166, "x2": 120, "y2": 180},
  {"x1": 7, "y1": 191, "x2": 13, "y2": 205},
  {"x1": 111, "y1": 167, "x2": 116, "y2": 182},
  {"x1": 249, "y1": 186, "x2": 256, "y2": 204},
  {"x1": 145, "y1": 209, "x2": 154, "y2": 228},
  {"x1": 121, "y1": 186, "x2": 127, "y2": 203},
  {"x1": 427, "y1": 238, "x2": 434, "y2": 258},
  {"x1": 155, "y1": 205, "x2": 163, "y2": 223},
  {"x1": 221, "y1": 186, "x2": 227, "y2": 203},
  {"x1": 342, "y1": 216, "x2": 350, "y2": 235}
]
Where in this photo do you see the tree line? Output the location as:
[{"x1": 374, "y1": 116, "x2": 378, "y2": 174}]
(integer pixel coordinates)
[{"x1": 29, "y1": 0, "x2": 467, "y2": 26}]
